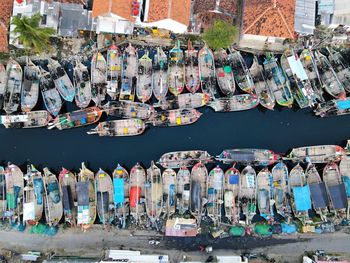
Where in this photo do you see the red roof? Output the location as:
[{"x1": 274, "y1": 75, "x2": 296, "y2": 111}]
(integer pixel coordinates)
[
  {"x1": 193, "y1": 0, "x2": 237, "y2": 15},
  {"x1": 92, "y1": 0, "x2": 136, "y2": 21},
  {"x1": 0, "y1": 0, "x2": 13, "y2": 52}
]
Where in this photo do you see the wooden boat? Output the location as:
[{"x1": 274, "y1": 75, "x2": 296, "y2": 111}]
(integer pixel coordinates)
[
  {"x1": 323, "y1": 162, "x2": 348, "y2": 220},
  {"x1": 287, "y1": 145, "x2": 345, "y2": 163},
  {"x1": 0, "y1": 110, "x2": 51, "y2": 128},
  {"x1": 87, "y1": 119, "x2": 146, "y2": 137},
  {"x1": 145, "y1": 162, "x2": 163, "y2": 224},
  {"x1": 271, "y1": 162, "x2": 290, "y2": 218},
  {"x1": 214, "y1": 49, "x2": 235, "y2": 96},
  {"x1": 250, "y1": 56, "x2": 275, "y2": 110},
  {"x1": 95, "y1": 168, "x2": 114, "y2": 225},
  {"x1": 152, "y1": 47, "x2": 168, "y2": 101},
  {"x1": 0, "y1": 167, "x2": 6, "y2": 219},
  {"x1": 59, "y1": 168, "x2": 77, "y2": 226},
  {"x1": 207, "y1": 165, "x2": 224, "y2": 224},
  {"x1": 47, "y1": 59, "x2": 75, "y2": 102},
  {"x1": 327, "y1": 47, "x2": 350, "y2": 92},
  {"x1": 158, "y1": 150, "x2": 212, "y2": 169},
  {"x1": 263, "y1": 53, "x2": 293, "y2": 107},
  {"x1": 314, "y1": 96, "x2": 350, "y2": 117},
  {"x1": 162, "y1": 168, "x2": 176, "y2": 218},
  {"x1": 48, "y1": 106, "x2": 102, "y2": 130},
  {"x1": 0, "y1": 63, "x2": 7, "y2": 110},
  {"x1": 23, "y1": 165, "x2": 44, "y2": 225},
  {"x1": 168, "y1": 41, "x2": 185, "y2": 96},
  {"x1": 91, "y1": 52, "x2": 107, "y2": 106},
  {"x1": 198, "y1": 45, "x2": 217, "y2": 99},
  {"x1": 217, "y1": 149, "x2": 279, "y2": 166},
  {"x1": 305, "y1": 163, "x2": 329, "y2": 221},
  {"x1": 154, "y1": 93, "x2": 209, "y2": 110},
  {"x1": 129, "y1": 163, "x2": 146, "y2": 224},
  {"x1": 73, "y1": 60, "x2": 91, "y2": 109},
  {"x1": 176, "y1": 167, "x2": 191, "y2": 214},
  {"x1": 21, "y1": 58, "x2": 40, "y2": 112},
  {"x1": 106, "y1": 44, "x2": 122, "y2": 99},
  {"x1": 223, "y1": 166, "x2": 240, "y2": 224},
  {"x1": 149, "y1": 108, "x2": 202, "y2": 127},
  {"x1": 106, "y1": 100, "x2": 154, "y2": 120},
  {"x1": 77, "y1": 163, "x2": 96, "y2": 230},
  {"x1": 4, "y1": 58, "x2": 22, "y2": 114},
  {"x1": 228, "y1": 49, "x2": 255, "y2": 94},
  {"x1": 288, "y1": 163, "x2": 311, "y2": 224},
  {"x1": 5, "y1": 164, "x2": 24, "y2": 224},
  {"x1": 314, "y1": 51, "x2": 346, "y2": 99},
  {"x1": 209, "y1": 94, "x2": 259, "y2": 112},
  {"x1": 39, "y1": 67, "x2": 62, "y2": 116},
  {"x1": 239, "y1": 165, "x2": 257, "y2": 224},
  {"x1": 43, "y1": 167, "x2": 63, "y2": 226},
  {"x1": 120, "y1": 43, "x2": 138, "y2": 101},
  {"x1": 257, "y1": 168, "x2": 272, "y2": 220},
  {"x1": 112, "y1": 164, "x2": 129, "y2": 228},
  {"x1": 190, "y1": 162, "x2": 208, "y2": 223},
  {"x1": 185, "y1": 40, "x2": 200, "y2": 94},
  {"x1": 136, "y1": 52, "x2": 153, "y2": 102}
]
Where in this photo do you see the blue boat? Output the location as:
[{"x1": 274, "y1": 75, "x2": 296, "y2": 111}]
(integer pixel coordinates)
[{"x1": 112, "y1": 164, "x2": 129, "y2": 227}]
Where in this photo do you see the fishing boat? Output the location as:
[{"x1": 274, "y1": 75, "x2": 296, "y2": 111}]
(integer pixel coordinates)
[
  {"x1": 207, "y1": 166, "x2": 224, "y2": 224},
  {"x1": 168, "y1": 41, "x2": 185, "y2": 96},
  {"x1": 4, "y1": 58, "x2": 22, "y2": 114},
  {"x1": 162, "y1": 168, "x2": 176, "y2": 218},
  {"x1": 145, "y1": 162, "x2": 163, "y2": 224},
  {"x1": 77, "y1": 163, "x2": 96, "y2": 230},
  {"x1": 176, "y1": 167, "x2": 191, "y2": 214},
  {"x1": 214, "y1": 49, "x2": 235, "y2": 96},
  {"x1": 106, "y1": 45, "x2": 122, "y2": 99},
  {"x1": 287, "y1": 145, "x2": 345, "y2": 163},
  {"x1": 198, "y1": 45, "x2": 217, "y2": 98},
  {"x1": 48, "y1": 106, "x2": 103, "y2": 130},
  {"x1": 129, "y1": 163, "x2": 146, "y2": 224},
  {"x1": 149, "y1": 108, "x2": 202, "y2": 127},
  {"x1": 5, "y1": 163, "x2": 24, "y2": 224},
  {"x1": 43, "y1": 167, "x2": 63, "y2": 226},
  {"x1": 228, "y1": 49, "x2": 255, "y2": 94},
  {"x1": 59, "y1": 168, "x2": 77, "y2": 226},
  {"x1": 223, "y1": 166, "x2": 240, "y2": 224},
  {"x1": 95, "y1": 168, "x2": 114, "y2": 225},
  {"x1": 73, "y1": 60, "x2": 91, "y2": 109},
  {"x1": 21, "y1": 58, "x2": 40, "y2": 112},
  {"x1": 47, "y1": 59, "x2": 75, "y2": 102},
  {"x1": 105, "y1": 100, "x2": 154, "y2": 120},
  {"x1": 112, "y1": 164, "x2": 129, "y2": 228},
  {"x1": 154, "y1": 93, "x2": 209, "y2": 110},
  {"x1": 314, "y1": 51, "x2": 346, "y2": 99},
  {"x1": 208, "y1": 94, "x2": 259, "y2": 112},
  {"x1": 39, "y1": 67, "x2": 62, "y2": 116},
  {"x1": 323, "y1": 162, "x2": 348, "y2": 220},
  {"x1": 257, "y1": 168, "x2": 272, "y2": 220},
  {"x1": 23, "y1": 165, "x2": 44, "y2": 225},
  {"x1": 185, "y1": 40, "x2": 200, "y2": 94},
  {"x1": 136, "y1": 52, "x2": 153, "y2": 102},
  {"x1": 288, "y1": 163, "x2": 311, "y2": 224},
  {"x1": 120, "y1": 43, "x2": 138, "y2": 101},
  {"x1": 250, "y1": 56, "x2": 275, "y2": 110},
  {"x1": 305, "y1": 163, "x2": 329, "y2": 221},
  {"x1": 217, "y1": 149, "x2": 279, "y2": 166},
  {"x1": 239, "y1": 165, "x2": 257, "y2": 224},
  {"x1": 158, "y1": 150, "x2": 212, "y2": 169},
  {"x1": 0, "y1": 167, "x2": 6, "y2": 219},
  {"x1": 314, "y1": 96, "x2": 350, "y2": 117},
  {"x1": 271, "y1": 162, "x2": 290, "y2": 218},
  {"x1": 0, "y1": 63, "x2": 7, "y2": 110},
  {"x1": 339, "y1": 155, "x2": 350, "y2": 212},
  {"x1": 263, "y1": 53, "x2": 293, "y2": 107},
  {"x1": 190, "y1": 162, "x2": 208, "y2": 223},
  {"x1": 0, "y1": 110, "x2": 51, "y2": 128},
  {"x1": 152, "y1": 47, "x2": 168, "y2": 101},
  {"x1": 87, "y1": 119, "x2": 146, "y2": 137},
  {"x1": 91, "y1": 52, "x2": 107, "y2": 106}
]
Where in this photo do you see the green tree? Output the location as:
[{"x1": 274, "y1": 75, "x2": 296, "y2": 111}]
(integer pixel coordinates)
[
  {"x1": 202, "y1": 20, "x2": 237, "y2": 50},
  {"x1": 11, "y1": 13, "x2": 56, "y2": 54}
]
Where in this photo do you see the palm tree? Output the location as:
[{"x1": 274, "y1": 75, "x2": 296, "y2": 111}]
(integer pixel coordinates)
[{"x1": 11, "y1": 13, "x2": 56, "y2": 54}]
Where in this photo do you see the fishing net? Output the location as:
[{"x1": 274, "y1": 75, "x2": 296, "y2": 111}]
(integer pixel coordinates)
[
  {"x1": 11, "y1": 221, "x2": 26, "y2": 232},
  {"x1": 254, "y1": 223, "x2": 272, "y2": 236},
  {"x1": 30, "y1": 223, "x2": 58, "y2": 236},
  {"x1": 229, "y1": 226, "x2": 245, "y2": 236}
]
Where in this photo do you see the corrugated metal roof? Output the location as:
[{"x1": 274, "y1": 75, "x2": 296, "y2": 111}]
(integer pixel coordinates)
[{"x1": 294, "y1": 0, "x2": 316, "y2": 34}]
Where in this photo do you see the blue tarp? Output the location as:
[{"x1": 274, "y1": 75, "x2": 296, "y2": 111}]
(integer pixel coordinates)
[
  {"x1": 343, "y1": 176, "x2": 350, "y2": 198},
  {"x1": 229, "y1": 175, "x2": 239, "y2": 184},
  {"x1": 113, "y1": 178, "x2": 124, "y2": 205},
  {"x1": 281, "y1": 223, "x2": 297, "y2": 234},
  {"x1": 337, "y1": 99, "x2": 350, "y2": 110},
  {"x1": 293, "y1": 185, "x2": 311, "y2": 212}
]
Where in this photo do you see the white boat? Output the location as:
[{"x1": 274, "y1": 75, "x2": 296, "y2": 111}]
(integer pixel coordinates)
[
  {"x1": 74, "y1": 60, "x2": 92, "y2": 108},
  {"x1": 4, "y1": 58, "x2": 22, "y2": 114},
  {"x1": 21, "y1": 58, "x2": 40, "y2": 112},
  {"x1": 106, "y1": 45, "x2": 122, "y2": 99}
]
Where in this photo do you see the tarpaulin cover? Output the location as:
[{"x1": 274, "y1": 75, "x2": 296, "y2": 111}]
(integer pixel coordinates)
[
  {"x1": 7, "y1": 186, "x2": 21, "y2": 209},
  {"x1": 229, "y1": 175, "x2": 239, "y2": 184},
  {"x1": 97, "y1": 191, "x2": 109, "y2": 213},
  {"x1": 33, "y1": 178, "x2": 44, "y2": 205},
  {"x1": 190, "y1": 182, "x2": 201, "y2": 212},
  {"x1": 47, "y1": 182, "x2": 60, "y2": 204},
  {"x1": 258, "y1": 189, "x2": 269, "y2": 212},
  {"x1": 342, "y1": 176, "x2": 350, "y2": 198},
  {"x1": 113, "y1": 178, "x2": 124, "y2": 205},
  {"x1": 62, "y1": 185, "x2": 73, "y2": 211},
  {"x1": 293, "y1": 185, "x2": 311, "y2": 211},
  {"x1": 255, "y1": 224, "x2": 272, "y2": 235},
  {"x1": 76, "y1": 181, "x2": 89, "y2": 206},
  {"x1": 328, "y1": 183, "x2": 348, "y2": 209},
  {"x1": 130, "y1": 186, "x2": 141, "y2": 208},
  {"x1": 169, "y1": 184, "x2": 176, "y2": 206},
  {"x1": 309, "y1": 183, "x2": 328, "y2": 209},
  {"x1": 230, "y1": 152, "x2": 255, "y2": 162},
  {"x1": 229, "y1": 226, "x2": 245, "y2": 236},
  {"x1": 281, "y1": 223, "x2": 297, "y2": 234},
  {"x1": 337, "y1": 99, "x2": 350, "y2": 110}
]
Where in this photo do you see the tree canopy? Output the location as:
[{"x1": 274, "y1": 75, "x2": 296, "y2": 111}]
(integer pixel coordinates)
[
  {"x1": 202, "y1": 20, "x2": 237, "y2": 50},
  {"x1": 11, "y1": 13, "x2": 56, "y2": 54}
]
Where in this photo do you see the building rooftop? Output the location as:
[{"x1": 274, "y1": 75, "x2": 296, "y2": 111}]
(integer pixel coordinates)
[
  {"x1": 194, "y1": 0, "x2": 237, "y2": 15},
  {"x1": 92, "y1": 0, "x2": 135, "y2": 22},
  {"x1": 0, "y1": 0, "x2": 14, "y2": 52}
]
